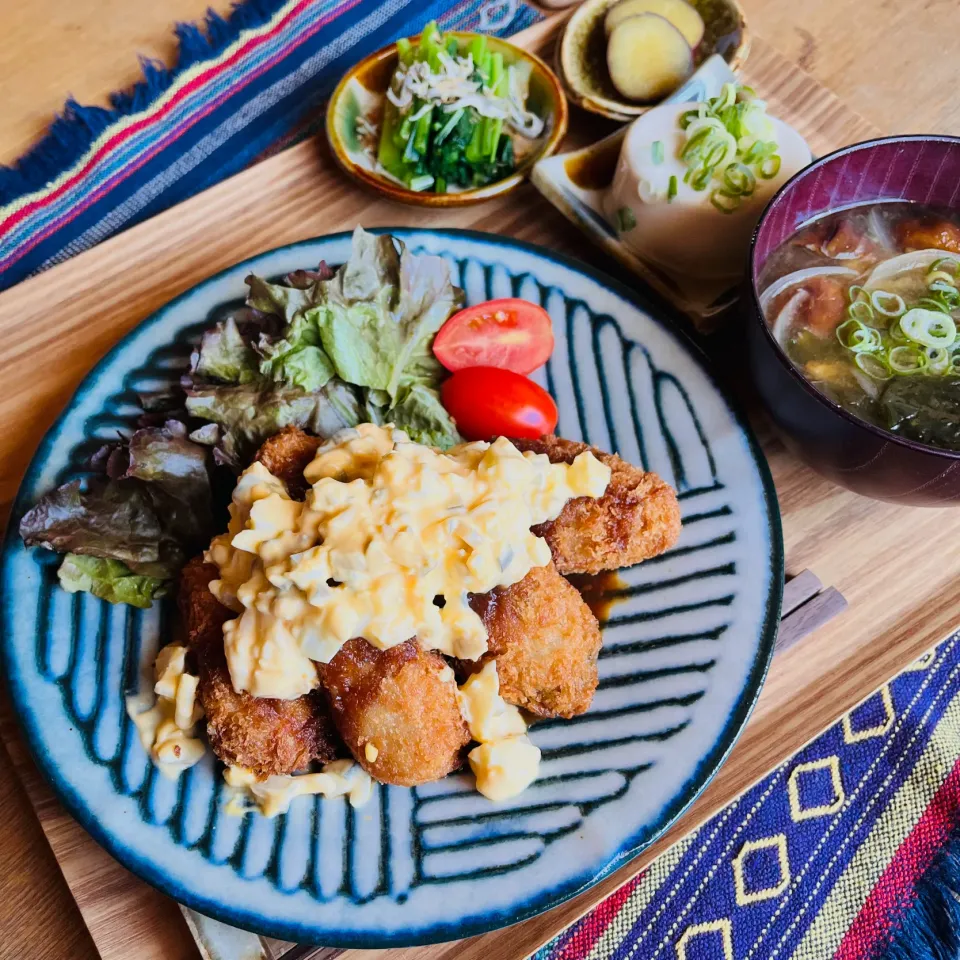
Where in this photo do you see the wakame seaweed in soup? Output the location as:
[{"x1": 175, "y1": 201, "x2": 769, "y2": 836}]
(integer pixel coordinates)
[{"x1": 759, "y1": 200, "x2": 960, "y2": 452}]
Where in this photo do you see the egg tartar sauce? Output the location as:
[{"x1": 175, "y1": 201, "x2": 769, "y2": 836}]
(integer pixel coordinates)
[
  {"x1": 206, "y1": 424, "x2": 610, "y2": 700},
  {"x1": 223, "y1": 760, "x2": 374, "y2": 817},
  {"x1": 125, "y1": 644, "x2": 206, "y2": 778},
  {"x1": 458, "y1": 661, "x2": 541, "y2": 801}
]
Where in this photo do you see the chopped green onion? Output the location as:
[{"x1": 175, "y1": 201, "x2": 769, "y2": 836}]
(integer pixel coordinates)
[
  {"x1": 723, "y1": 162, "x2": 756, "y2": 196},
  {"x1": 688, "y1": 168, "x2": 712, "y2": 192},
  {"x1": 615, "y1": 206, "x2": 637, "y2": 232},
  {"x1": 926, "y1": 347, "x2": 951, "y2": 375},
  {"x1": 742, "y1": 140, "x2": 777, "y2": 165},
  {"x1": 652, "y1": 140, "x2": 664, "y2": 165},
  {"x1": 710, "y1": 189, "x2": 740, "y2": 213},
  {"x1": 917, "y1": 296, "x2": 951, "y2": 314},
  {"x1": 888, "y1": 319, "x2": 910, "y2": 344},
  {"x1": 928, "y1": 278, "x2": 959, "y2": 295},
  {"x1": 888, "y1": 345, "x2": 928, "y2": 375},
  {"x1": 900, "y1": 307, "x2": 957, "y2": 348},
  {"x1": 758, "y1": 155, "x2": 782, "y2": 179},
  {"x1": 667, "y1": 176, "x2": 678, "y2": 202},
  {"x1": 870, "y1": 290, "x2": 906, "y2": 317},
  {"x1": 927, "y1": 270, "x2": 957, "y2": 287},
  {"x1": 836, "y1": 318, "x2": 882, "y2": 353},
  {"x1": 705, "y1": 138, "x2": 734, "y2": 170},
  {"x1": 848, "y1": 284, "x2": 869, "y2": 304},
  {"x1": 926, "y1": 281, "x2": 960, "y2": 311},
  {"x1": 677, "y1": 85, "x2": 783, "y2": 199},
  {"x1": 848, "y1": 300, "x2": 874, "y2": 322},
  {"x1": 715, "y1": 83, "x2": 737, "y2": 109},
  {"x1": 855, "y1": 352, "x2": 893, "y2": 380},
  {"x1": 931, "y1": 257, "x2": 960, "y2": 276}
]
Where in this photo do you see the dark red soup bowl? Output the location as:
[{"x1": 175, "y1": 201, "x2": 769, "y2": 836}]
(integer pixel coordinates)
[{"x1": 746, "y1": 135, "x2": 960, "y2": 505}]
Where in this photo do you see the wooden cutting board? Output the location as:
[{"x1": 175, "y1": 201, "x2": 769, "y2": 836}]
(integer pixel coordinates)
[{"x1": 3, "y1": 13, "x2": 959, "y2": 960}]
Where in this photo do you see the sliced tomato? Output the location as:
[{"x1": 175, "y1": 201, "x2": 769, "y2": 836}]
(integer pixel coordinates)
[
  {"x1": 433, "y1": 298, "x2": 554, "y2": 374},
  {"x1": 441, "y1": 367, "x2": 558, "y2": 441}
]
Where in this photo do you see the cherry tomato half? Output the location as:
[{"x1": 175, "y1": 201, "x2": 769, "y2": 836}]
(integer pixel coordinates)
[
  {"x1": 441, "y1": 367, "x2": 558, "y2": 441},
  {"x1": 433, "y1": 298, "x2": 554, "y2": 374}
]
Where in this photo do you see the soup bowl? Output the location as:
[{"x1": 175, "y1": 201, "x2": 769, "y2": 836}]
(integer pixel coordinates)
[{"x1": 746, "y1": 135, "x2": 960, "y2": 505}]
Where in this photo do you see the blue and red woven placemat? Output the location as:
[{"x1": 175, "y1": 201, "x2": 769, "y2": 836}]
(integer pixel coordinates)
[
  {"x1": 0, "y1": 0, "x2": 541, "y2": 290},
  {"x1": 537, "y1": 636, "x2": 960, "y2": 960},
  {"x1": 3, "y1": 3, "x2": 960, "y2": 959}
]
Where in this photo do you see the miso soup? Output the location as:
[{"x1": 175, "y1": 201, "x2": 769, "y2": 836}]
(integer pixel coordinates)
[{"x1": 759, "y1": 201, "x2": 960, "y2": 452}]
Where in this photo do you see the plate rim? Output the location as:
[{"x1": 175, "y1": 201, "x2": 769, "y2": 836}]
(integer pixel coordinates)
[{"x1": 1, "y1": 227, "x2": 783, "y2": 947}]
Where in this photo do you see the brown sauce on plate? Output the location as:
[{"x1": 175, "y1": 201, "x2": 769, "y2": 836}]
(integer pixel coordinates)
[
  {"x1": 567, "y1": 570, "x2": 626, "y2": 623},
  {"x1": 564, "y1": 138, "x2": 621, "y2": 191}
]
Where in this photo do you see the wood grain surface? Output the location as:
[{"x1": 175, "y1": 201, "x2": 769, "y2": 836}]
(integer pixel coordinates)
[
  {"x1": 0, "y1": 4, "x2": 958, "y2": 960},
  {"x1": 2, "y1": 0, "x2": 956, "y2": 168},
  {"x1": 0, "y1": 0, "x2": 235, "y2": 166}
]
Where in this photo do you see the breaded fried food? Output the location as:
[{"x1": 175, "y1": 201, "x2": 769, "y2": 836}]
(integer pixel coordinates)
[
  {"x1": 318, "y1": 638, "x2": 470, "y2": 787},
  {"x1": 178, "y1": 556, "x2": 233, "y2": 647},
  {"x1": 254, "y1": 425, "x2": 322, "y2": 499},
  {"x1": 196, "y1": 643, "x2": 339, "y2": 779},
  {"x1": 511, "y1": 436, "x2": 681, "y2": 575},
  {"x1": 178, "y1": 556, "x2": 341, "y2": 778},
  {"x1": 467, "y1": 563, "x2": 602, "y2": 719}
]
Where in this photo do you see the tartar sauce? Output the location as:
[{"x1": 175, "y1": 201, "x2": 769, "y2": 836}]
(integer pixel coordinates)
[
  {"x1": 458, "y1": 661, "x2": 541, "y2": 801},
  {"x1": 207, "y1": 424, "x2": 610, "y2": 700},
  {"x1": 125, "y1": 644, "x2": 206, "y2": 778},
  {"x1": 224, "y1": 760, "x2": 374, "y2": 817}
]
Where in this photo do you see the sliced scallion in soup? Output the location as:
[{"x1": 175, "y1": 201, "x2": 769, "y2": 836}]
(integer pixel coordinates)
[{"x1": 759, "y1": 201, "x2": 960, "y2": 452}]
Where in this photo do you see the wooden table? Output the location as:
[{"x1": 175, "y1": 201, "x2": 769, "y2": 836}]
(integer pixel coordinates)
[{"x1": 0, "y1": 3, "x2": 958, "y2": 960}]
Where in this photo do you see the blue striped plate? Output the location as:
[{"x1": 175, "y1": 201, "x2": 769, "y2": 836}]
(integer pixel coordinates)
[{"x1": 0, "y1": 229, "x2": 782, "y2": 947}]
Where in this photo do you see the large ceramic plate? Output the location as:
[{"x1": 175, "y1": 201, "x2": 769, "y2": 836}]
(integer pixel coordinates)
[{"x1": 1, "y1": 229, "x2": 782, "y2": 947}]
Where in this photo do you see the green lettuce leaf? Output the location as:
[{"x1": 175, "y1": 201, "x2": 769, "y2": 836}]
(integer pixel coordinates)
[
  {"x1": 334, "y1": 228, "x2": 401, "y2": 302},
  {"x1": 360, "y1": 387, "x2": 391, "y2": 425},
  {"x1": 311, "y1": 232, "x2": 462, "y2": 399},
  {"x1": 185, "y1": 379, "x2": 362, "y2": 466},
  {"x1": 58, "y1": 554, "x2": 167, "y2": 608},
  {"x1": 193, "y1": 317, "x2": 260, "y2": 383},
  {"x1": 185, "y1": 227, "x2": 464, "y2": 455},
  {"x1": 245, "y1": 275, "x2": 321, "y2": 324},
  {"x1": 387, "y1": 383, "x2": 461, "y2": 449},
  {"x1": 257, "y1": 312, "x2": 336, "y2": 392},
  {"x1": 312, "y1": 300, "x2": 399, "y2": 394},
  {"x1": 389, "y1": 244, "x2": 463, "y2": 393}
]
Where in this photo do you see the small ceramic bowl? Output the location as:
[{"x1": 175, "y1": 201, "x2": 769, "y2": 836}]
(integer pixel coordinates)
[
  {"x1": 746, "y1": 135, "x2": 960, "y2": 506},
  {"x1": 558, "y1": 0, "x2": 749, "y2": 122},
  {"x1": 326, "y1": 33, "x2": 568, "y2": 207}
]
